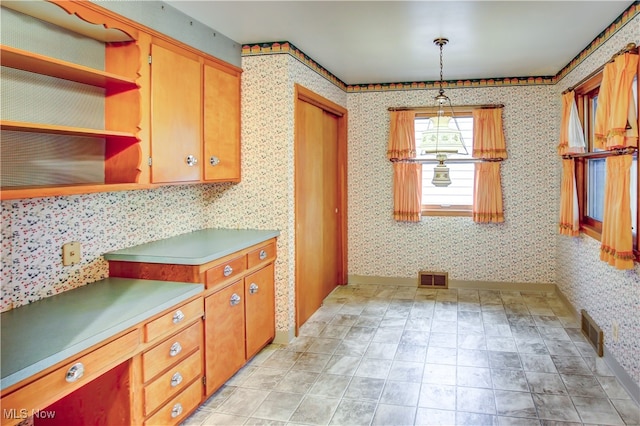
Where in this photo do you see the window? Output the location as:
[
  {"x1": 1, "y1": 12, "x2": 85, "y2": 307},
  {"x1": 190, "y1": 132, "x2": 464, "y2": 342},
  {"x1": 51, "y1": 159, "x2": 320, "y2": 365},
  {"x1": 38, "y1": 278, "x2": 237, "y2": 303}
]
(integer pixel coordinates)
[
  {"x1": 574, "y1": 74, "x2": 638, "y2": 247},
  {"x1": 415, "y1": 112, "x2": 474, "y2": 216}
]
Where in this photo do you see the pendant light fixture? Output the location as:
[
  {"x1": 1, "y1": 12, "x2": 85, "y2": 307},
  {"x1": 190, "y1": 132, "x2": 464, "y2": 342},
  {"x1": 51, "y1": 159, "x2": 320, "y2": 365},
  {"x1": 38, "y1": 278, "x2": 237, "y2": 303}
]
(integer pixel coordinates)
[{"x1": 419, "y1": 38, "x2": 468, "y2": 187}]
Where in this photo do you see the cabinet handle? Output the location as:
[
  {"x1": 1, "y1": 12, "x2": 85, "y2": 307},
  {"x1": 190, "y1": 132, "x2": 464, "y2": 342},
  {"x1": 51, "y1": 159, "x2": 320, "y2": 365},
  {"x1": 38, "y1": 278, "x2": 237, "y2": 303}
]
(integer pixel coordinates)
[
  {"x1": 65, "y1": 362, "x2": 85, "y2": 383},
  {"x1": 171, "y1": 403, "x2": 183, "y2": 419},
  {"x1": 249, "y1": 283, "x2": 259, "y2": 294},
  {"x1": 210, "y1": 156, "x2": 220, "y2": 166},
  {"x1": 259, "y1": 249, "x2": 268, "y2": 260},
  {"x1": 223, "y1": 265, "x2": 233, "y2": 277},
  {"x1": 170, "y1": 372, "x2": 183, "y2": 387},
  {"x1": 172, "y1": 309, "x2": 185, "y2": 324},
  {"x1": 169, "y1": 342, "x2": 182, "y2": 357},
  {"x1": 185, "y1": 155, "x2": 198, "y2": 166},
  {"x1": 230, "y1": 293, "x2": 241, "y2": 306}
]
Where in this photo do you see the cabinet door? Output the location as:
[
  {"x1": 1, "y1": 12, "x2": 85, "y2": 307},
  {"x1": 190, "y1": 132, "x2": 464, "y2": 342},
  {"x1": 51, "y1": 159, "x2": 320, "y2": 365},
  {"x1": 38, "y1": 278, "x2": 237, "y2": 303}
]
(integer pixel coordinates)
[
  {"x1": 203, "y1": 62, "x2": 241, "y2": 182},
  {"x1": 204, "y1": 280, "x2": 245, "y2": 396},
  {"x1": 150, "y1": 43, "x2": 202, "y2": 183},
  {"x1": 244, "y1": 264, "x2": 275, "y2": 359}
]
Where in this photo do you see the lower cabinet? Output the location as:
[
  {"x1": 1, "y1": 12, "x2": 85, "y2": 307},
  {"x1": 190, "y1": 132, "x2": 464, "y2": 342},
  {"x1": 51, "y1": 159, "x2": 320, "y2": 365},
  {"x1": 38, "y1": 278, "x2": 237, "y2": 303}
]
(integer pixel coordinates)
[
  {"x1": 245, "y1": 264, "x2": 275, "y2": 359},
  {"x1": 204, "y1": 263, "x2": 275, "y2": 396},
  {"x1": 204, "y1": 280, "x2": 246, "y2": 395}
]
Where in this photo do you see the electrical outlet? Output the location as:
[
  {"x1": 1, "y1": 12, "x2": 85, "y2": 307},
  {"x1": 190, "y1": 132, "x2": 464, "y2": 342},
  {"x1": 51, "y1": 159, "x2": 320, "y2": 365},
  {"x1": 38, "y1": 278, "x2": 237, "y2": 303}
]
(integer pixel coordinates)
[
  {"x1": 62, "y1": 242, "x2": 81, "y2": 266},
  {"x1": 612, "y1": 322, "x2": 619, "y2": 342}
]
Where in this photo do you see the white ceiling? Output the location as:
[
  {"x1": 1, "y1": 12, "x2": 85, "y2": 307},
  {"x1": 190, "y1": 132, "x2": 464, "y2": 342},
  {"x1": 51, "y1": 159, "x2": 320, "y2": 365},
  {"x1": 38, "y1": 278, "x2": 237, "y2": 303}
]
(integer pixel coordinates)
[{"x1": 167, "y1": 1, "x2": 634, "y2": 85}]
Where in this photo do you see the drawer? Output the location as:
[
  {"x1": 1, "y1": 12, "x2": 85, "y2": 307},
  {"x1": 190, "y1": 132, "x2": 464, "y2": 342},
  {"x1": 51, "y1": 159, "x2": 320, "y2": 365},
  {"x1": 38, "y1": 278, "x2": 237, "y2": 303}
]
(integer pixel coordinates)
[
  {"x1": 1, "y1": 330, "x2": 139, "y2": 422},
  {"x1": 205, "y1": 255, "x2": 246, "y2": 288},
  {"x1": 142, "y1": 321, "x2": 201, "y2": 382},
  {"x1": 144, "y1": 350, "x2": 201, "y2": 416},
  {"x1": 145, "y1": 297, "x2": 203, "y2": 343},
  {"x1": 247, "y1": 242, "x2": 276, "y2": 268},
  {"x1": 144, "y1": 378, "x2": 201, "y2": 426}
]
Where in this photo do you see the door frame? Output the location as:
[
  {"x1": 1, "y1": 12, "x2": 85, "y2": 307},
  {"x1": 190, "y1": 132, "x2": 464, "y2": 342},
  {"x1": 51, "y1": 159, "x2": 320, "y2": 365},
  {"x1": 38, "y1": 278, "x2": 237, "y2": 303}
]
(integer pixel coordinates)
[{"x1": 294, "y1": 84, "x2": 348, "y2": 335}]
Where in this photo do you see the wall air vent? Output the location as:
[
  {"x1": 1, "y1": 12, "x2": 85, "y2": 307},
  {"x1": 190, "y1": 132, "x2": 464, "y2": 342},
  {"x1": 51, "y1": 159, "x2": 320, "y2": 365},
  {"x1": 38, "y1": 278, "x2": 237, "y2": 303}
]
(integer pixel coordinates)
[
  {"x1": 581, "y1": 309, "x2": 603, "y2": 357},
  {"x1": 418, "y1": 271, "x2": 448, "y2": 289}
]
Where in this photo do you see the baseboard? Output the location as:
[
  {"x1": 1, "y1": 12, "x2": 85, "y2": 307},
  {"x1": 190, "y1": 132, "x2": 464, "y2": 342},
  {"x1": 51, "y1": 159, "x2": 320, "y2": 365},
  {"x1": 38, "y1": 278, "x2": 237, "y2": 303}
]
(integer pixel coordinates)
[
  {"x1": 273, "y1": 327, "x2": 295, "y2": 345},
  {"x1": 555, "y1": 287, "x2": 640, "y2": 405},
  {"x1": 347, "y1": 274, "x2": 556, "y2": 292}
]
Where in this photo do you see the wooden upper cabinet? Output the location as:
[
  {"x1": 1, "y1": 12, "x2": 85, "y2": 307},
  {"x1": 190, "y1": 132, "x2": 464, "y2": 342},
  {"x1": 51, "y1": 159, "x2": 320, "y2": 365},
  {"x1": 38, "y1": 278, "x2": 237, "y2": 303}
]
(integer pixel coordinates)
[
  {"x1": 150, "y1": 43, "x2": 202, "y2": 184},
  {"x1": 204, "y1": 62, "x2": 241, "y2": 182}
]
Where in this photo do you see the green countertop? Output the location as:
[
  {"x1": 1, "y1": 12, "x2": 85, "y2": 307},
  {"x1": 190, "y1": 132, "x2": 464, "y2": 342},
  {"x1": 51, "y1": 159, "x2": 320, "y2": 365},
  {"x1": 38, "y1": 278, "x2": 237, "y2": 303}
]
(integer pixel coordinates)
[
  {"x1": 103, "y1": 228, "x2": 280, "y2": 265},
  {"x1": 1, "y1": 278, "x2": 203, "y2": 391}
]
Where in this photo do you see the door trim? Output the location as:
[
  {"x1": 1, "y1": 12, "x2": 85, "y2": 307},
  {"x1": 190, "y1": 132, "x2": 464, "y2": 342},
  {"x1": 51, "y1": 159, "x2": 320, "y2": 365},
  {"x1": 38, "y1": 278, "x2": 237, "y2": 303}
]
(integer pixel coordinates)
[{"x1": 294, "y1": 84, "x2": 348, "y2": 335}]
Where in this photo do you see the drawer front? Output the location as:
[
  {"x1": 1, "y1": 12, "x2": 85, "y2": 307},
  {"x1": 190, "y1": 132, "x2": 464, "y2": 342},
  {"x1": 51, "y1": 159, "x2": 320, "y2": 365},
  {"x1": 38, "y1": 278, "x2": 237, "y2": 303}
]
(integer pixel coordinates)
[
  {"x1": 142, "y1": 321, "x2": 202, "y2": 382},
  {"x1": 1, "y1": 330, "x2": 139, "y2": 422},
  {"x1": 205, "y1": 255, "x2": 246, "y2": 288},
  {"x1": 144, "y1": 379, "x2": 201, "y2": 426},
  {"x1": 247, "y1": 242, "x2": 276, "y2": 269},
  {"x1": 144, "y1": 350, "x2": 201, "y2": 416},
  {"x1": 145, "y1": 297, "x2": 203, "y2": 343}
]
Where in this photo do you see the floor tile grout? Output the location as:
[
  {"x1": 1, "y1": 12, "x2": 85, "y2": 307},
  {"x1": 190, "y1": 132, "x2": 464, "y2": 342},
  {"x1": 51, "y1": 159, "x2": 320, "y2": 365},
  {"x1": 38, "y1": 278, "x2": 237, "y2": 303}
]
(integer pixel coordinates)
[{"x1": 183, "y1": 284, "x2": 639, "y2": 426}]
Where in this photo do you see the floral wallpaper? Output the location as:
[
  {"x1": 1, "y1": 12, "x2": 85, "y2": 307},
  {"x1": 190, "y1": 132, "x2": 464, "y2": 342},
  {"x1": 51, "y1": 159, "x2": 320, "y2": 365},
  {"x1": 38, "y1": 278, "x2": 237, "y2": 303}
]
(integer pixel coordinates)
[
  {"x1": 347, "y1": 85, "x2": 558, "y2": 283},
  {"x1": 554, "y1": 14, "x2": 640, "y2": 387}
]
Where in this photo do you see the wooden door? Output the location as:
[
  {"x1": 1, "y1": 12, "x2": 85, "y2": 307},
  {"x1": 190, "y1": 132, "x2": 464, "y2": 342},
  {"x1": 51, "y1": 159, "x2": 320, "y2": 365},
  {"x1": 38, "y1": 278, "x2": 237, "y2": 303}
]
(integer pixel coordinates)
[
  {"x1": 203, "y1": 62, "x2": 241, "y2": 182},
  {"x1": 150, "y1": 42, "x2": 202, "y2": 183},
  {"x1": 295, "y1": 85, "x2": 347, "y2": 329},
  {"x1": 244, "y1": 264, "x2": 275, "y2": 359},
  {"x1": 204, "y1": 280, "x2": 245, "y2": 396}
]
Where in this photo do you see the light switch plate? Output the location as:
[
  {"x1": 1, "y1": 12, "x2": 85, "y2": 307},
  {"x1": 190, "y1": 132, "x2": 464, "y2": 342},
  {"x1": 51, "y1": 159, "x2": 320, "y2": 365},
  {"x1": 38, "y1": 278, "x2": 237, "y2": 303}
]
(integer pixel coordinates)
[{"x1": 62, "y1": 241, "x2": 81, "y2": 266}]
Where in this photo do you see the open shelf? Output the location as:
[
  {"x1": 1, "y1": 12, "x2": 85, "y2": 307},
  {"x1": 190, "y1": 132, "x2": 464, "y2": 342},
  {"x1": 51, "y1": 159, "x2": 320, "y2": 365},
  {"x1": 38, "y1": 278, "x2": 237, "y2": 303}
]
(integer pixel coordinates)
[
  {"x1": 0, "y1": 45, "x2": 138, "y2": 90},
  {"x1": 1, "y1": 120, "x2": 138, "y2": 143}
]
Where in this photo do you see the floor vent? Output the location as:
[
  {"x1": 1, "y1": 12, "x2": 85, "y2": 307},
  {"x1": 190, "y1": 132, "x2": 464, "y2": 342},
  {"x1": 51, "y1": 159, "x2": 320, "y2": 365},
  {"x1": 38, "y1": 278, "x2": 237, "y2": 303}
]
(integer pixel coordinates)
[
  {"x1": 418, "y1": 271, "x2": 448, "y2": 289},
  {"x1": 581, "y1": 309, "x2": 603, "y2": 357}
]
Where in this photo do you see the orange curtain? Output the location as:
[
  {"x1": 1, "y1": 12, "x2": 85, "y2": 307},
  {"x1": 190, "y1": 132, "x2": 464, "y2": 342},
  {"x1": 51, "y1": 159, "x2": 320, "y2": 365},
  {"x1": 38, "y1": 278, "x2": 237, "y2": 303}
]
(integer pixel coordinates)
[
  {"x1": 594, "y1": 52, "x2": 639, "y2": 149},
  {"x1": 388, "y1": 111, "x2": 421, "y2": 222},
  {"x1": 387, "y1": 111, "x2": 416, "y2": 160},
  {"x1": 558, "y1": 91, "x2": 584, "y2": 237},
  {"x1": 559, "y1": 159, "x2": 579, "y2": 236},
  {"x1": 472, "y1": 108, "x2": 506, "y2": 223},
  {"x1": 473, "y1": 162, "x2": 504, "y2": 223},
  {"x1": 600, "y1": 155, "x2": 634, "y2": 269},
  {"x1": 472, "y1": 108, "x2": 507, "y2": 159},
  {"x1": 393, "y1": 162, "x2": 422, "y2": 222}
]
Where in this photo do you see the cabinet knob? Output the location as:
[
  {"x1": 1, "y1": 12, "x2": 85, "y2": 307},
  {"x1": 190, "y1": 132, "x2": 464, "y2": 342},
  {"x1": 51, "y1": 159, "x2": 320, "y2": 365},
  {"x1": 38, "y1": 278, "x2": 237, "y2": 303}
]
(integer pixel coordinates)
[
  {"x1": 171, "y1": 403, "x2": 183, "y2": 419},
  {"x1": 259, "y1": 249, "x2": 268, "y2": 260},
  {"x1": 249, "y1": 283, "x2": 259, "y2": 294},
  {"x1": 185, "y1": 155, "x2": 198, "y2": 166},
  {"x1": 223, "y1": 265, "x2": 233, "y2": 277},
  {"x1": 65, "y1": 362, "x2": 85, "y2": 383},
  {"x1": 172, "y1": 309, "x2": 185, "y2": 324},
  {"x1": 230, "y1": 293, "x2": 241, "y2": 306},
  {"x1": 169, "y1": 342, "x2": 182, "y2": 357},
  {"x1": 210, "y1": 156, "x2": 220, "y2": 166},
  {"x1": 170, "y1": 372, "x2": 183, "y2": 387}
]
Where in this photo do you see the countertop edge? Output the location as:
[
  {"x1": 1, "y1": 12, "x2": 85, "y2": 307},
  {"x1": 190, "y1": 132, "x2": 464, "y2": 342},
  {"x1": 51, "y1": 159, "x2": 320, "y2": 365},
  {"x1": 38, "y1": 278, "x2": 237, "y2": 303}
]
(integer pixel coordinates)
[{"x1": 103, "y1": 229, "x2": 280, "y2": 265}]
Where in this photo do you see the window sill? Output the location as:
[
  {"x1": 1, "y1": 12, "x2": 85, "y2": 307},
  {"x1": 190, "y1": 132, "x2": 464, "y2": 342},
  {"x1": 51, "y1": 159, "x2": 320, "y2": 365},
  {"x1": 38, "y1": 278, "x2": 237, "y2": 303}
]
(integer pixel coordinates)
[{"x1": 422, "y1": 206, "x2": 472, "y2": 217}]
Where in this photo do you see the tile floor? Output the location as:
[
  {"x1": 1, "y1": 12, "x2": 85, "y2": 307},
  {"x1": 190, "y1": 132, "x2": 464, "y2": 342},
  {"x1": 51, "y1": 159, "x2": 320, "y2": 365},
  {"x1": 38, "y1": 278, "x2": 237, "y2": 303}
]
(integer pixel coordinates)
[{"x1": 182, "y1": 284, "x2": 640, "y2": 425}]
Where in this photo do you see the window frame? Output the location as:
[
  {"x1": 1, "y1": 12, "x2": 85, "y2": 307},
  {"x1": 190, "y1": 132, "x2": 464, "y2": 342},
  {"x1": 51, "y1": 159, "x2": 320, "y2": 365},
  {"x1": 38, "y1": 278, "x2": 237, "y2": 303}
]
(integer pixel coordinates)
[
  {"x1": 572, "y1": 65, "x2": 640, "y2": 260},
  {"x1": 415, "y1": 109, "x2": 475, "y2": 217}
]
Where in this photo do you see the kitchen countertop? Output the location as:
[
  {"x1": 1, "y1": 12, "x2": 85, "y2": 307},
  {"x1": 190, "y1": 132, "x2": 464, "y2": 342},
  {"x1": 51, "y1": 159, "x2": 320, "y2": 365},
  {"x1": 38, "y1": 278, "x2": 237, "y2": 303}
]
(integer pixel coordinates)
[
  {"x1": 103, "y1": 228, "x2": 280, "y2": 265},
  {"x1": 1, "y1": 277, "x2": 203, "y2": 390}
]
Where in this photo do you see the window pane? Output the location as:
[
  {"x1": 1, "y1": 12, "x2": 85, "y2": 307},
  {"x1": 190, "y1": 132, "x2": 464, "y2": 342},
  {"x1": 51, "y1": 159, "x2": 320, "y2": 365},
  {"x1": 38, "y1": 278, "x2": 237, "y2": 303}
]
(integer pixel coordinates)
[
  {"x1": 587, "y1": 158, "x2": 605, "y2": 221},
  {"x1": 422, "y1": 163, "x2": 474, "y2": 205},
  {"x1": 415, "y1": 116, "x2": 474, "y2": 207}
]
